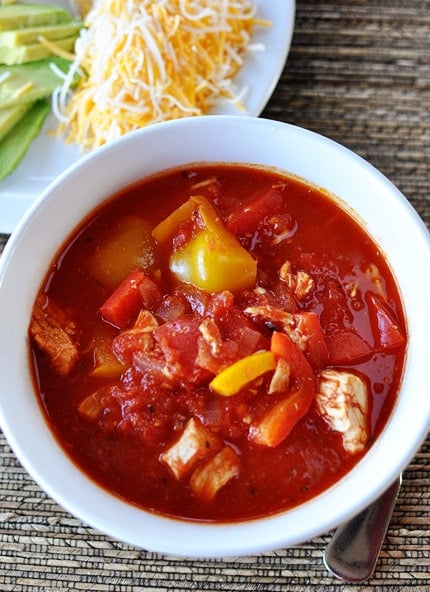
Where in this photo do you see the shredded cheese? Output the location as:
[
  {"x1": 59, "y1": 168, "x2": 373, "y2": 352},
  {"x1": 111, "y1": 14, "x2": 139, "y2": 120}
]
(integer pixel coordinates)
[
  {"x1": 38, "y1": 35, "x2": 77, "y2": 62},
  {"x1": 55, "y1": 0, "x2": 268, "y2": 151},
  {"x1": 14, "y1": 81, "x2": 33, "y2": 98}
]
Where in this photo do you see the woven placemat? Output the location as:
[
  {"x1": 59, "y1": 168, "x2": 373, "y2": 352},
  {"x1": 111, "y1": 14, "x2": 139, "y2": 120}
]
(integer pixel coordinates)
[{"x1": 1, "y1": 1, "x2": 429, "y2": 590}]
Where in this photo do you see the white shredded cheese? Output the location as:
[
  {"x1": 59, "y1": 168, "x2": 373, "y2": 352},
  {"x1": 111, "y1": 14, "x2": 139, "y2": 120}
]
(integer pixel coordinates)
[
  {"x1": 14, "y1": 81, "x2": 34, "y2": 98},
  {"x1": 55, "y1": 0, "x2": 268, "y2": 151}
]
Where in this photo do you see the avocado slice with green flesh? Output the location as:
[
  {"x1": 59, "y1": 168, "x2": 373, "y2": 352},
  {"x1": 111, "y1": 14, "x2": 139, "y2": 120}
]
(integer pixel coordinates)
[
  {"x1": 0, "y1": 21, "x2": 82, "y2": 47},
  {"x1": 0, "y1": 35, "x2": 78, "y2": 65},
  {"x1": 0, "y1": 99, "x2": 50, "y2": 180},
  {"x1": 0, "y1": 3, "x2": 72, "y2": 31},
  {"x1": 0, "y1": 103, "x2": 31, "y2": 141},
  {"x1": 0, "y1": 56, "x2": 81, "y2": 109}
]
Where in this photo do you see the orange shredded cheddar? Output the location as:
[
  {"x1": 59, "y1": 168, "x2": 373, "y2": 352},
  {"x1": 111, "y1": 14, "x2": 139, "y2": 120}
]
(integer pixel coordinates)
[{"x1": 54, "y1": 0, "x2": 268, "y2": 151}]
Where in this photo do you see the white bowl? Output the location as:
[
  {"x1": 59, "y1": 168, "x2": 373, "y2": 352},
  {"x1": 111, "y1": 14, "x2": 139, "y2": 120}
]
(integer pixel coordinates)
[{"x1": 0, "y1": 116, "x2": 429, "y2": 558}]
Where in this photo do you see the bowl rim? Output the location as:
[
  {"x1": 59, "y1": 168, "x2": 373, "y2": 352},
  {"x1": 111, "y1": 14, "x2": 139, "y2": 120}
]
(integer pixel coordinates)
[{"x1": 0, "y1": 115, "x2": 429, "y2": 558}]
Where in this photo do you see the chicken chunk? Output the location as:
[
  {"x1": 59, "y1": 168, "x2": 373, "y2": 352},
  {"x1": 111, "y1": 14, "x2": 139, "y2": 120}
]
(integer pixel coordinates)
[
  {"x1": 279, "y1": 261, "x2": 314, "y2": 300},
  {"x1": 160, "y1": 418, "x2": 222, "y2": 480},
  {"x1": 243, "y1": 305, "x2": 307, "y2": 351},
  {"x1": 316, "y1": 370, "x2": 369, "y2": 454},
  {"x1": 268, "y1": 358, "x2": 290, "y2": 394},
  {"x1": 29, "y1": 296, "x2": 79, "y2": 377},
  {"x1": 190, "y1": 446, "x2": 241, "y2": 502}
]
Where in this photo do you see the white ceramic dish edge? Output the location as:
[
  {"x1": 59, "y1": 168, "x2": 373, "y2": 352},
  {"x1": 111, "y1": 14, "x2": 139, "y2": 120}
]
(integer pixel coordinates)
[{"x1": 0, "y1": 116, "x2": 429, "y2": 558}]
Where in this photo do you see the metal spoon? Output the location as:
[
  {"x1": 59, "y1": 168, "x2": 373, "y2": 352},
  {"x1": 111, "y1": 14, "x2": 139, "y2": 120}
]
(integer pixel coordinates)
[{"x1": 323, "y1": 474, "x2": 402, "y2": 582}]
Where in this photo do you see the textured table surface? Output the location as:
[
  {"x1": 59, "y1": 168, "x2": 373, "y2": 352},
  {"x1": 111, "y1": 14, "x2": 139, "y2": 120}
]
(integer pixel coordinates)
[{"x1": 0, "y1": 1, "x2": 429, "y2": 590}]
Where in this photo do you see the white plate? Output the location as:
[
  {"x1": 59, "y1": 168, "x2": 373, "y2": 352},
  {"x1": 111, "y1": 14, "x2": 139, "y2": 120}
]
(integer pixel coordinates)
[{"x1": 0, "y1": 0, "x2": 295, "y2": 233}]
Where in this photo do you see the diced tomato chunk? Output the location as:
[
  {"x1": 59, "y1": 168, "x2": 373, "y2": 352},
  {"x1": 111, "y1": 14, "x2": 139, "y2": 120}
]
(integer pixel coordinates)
[
  {"x1": 328, "y1": 331, "x2": 373, "y2": 365},
  {"x1": 113, "y1": 329, "x2": 154, "y2": 366},
  {"x1": 154, "y1": 317, "x2": 210, "y2": 384},
  {"x1": 100, "y1": 269, "x2": 148, "y2": 329},
  {"x1": 367, "y1": 293, "x2": 405, "y2": 351},
  {"x1": 207, "y1": 290, "x2": 235, "y2": 319},
  {"x1": 224, "y1": 187, "x2": 284, "y2": 237}
]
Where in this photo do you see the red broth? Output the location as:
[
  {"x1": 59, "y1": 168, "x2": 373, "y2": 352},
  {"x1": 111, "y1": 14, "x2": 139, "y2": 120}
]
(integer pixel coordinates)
[{"x1": 29, "y1": 164, "x2": 406, "y2": 522}]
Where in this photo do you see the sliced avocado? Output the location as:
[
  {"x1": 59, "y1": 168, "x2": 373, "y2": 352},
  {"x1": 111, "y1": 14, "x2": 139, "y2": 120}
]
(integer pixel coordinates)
[
  {"x1": 0, "y1": 102, "x2": 31, "y2": 141},
  {"x1": 0, "y1": 99, "x2": 50, "y2": 180},
  {"x1": 0, "y1": 21, "x2": 82, "y2": 47},
  {"x1": 0, "y1": 35, "x2": 78, "y2": 65},
  {"x1": 0, "y1": 56, "x2": 81, "y2": 109},
  {"x1": 0, "y1": 3, "x2": 72, "y2": 31}
]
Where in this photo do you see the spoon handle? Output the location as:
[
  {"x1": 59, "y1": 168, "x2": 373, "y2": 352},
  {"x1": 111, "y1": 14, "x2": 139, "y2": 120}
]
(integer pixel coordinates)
[{"x1": 323, "y1": 474, "x2": 402, "y2": 583}]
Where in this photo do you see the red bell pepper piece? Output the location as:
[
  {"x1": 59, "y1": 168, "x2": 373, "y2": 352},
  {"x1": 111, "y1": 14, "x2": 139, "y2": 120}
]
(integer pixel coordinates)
[
  {"x1": 100, "y1": 268, "x2": 148, "y2": 329},
  {"x1": 224, "y1": 187, "x2": 284, "y2": 237},
  {"x1": 250, "y1": 331, "x2": 316, "y2": 447},
  {"x1": 295, "y1": 311, "x2": 328, "y2": 369}
]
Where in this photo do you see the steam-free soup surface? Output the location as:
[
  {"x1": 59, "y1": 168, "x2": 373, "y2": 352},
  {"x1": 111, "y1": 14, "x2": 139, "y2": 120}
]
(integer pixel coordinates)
[{"x1": 29, "y1": 164, "x2": 406, "y2": 521}]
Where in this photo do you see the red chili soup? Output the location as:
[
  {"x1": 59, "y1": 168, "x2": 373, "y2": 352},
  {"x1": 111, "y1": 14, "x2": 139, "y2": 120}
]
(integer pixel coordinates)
[{"x1": 29, "y1": 164, "x2": 407, "y2": 522}]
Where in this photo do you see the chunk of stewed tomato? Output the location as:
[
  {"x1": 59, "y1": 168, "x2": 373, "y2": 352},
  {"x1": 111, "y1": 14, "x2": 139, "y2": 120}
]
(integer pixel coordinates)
[
  {"x1": 367, "y1": 292, "x2": 405, "y2": 351},
  {"x1": 327, "y1": 331, "x2": 373, "y2": 365}
]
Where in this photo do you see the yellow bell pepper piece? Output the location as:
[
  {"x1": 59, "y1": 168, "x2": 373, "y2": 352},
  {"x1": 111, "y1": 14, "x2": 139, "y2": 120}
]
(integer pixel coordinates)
[
  {"x1": 170, "y1": 225, "x2": 256, "y2": 293},
  {"x1": 154, "y1": 195, "x2": 257, "y2": 293},
  {"x1": 90, "y1": 360, "x2": 126, "y2": 378},
  {"x1": 90, "y1": 215, "x2": 157, "y2": 291},
  {"x1": 152, "y1": 198, "x2": 196, "y2": 243},
  {"x1": 209, "y1": 350, "x2": 276, "y2": 396},
  {"x1": 90, "y1": 333, "x2": 127, "y2": 378}
]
